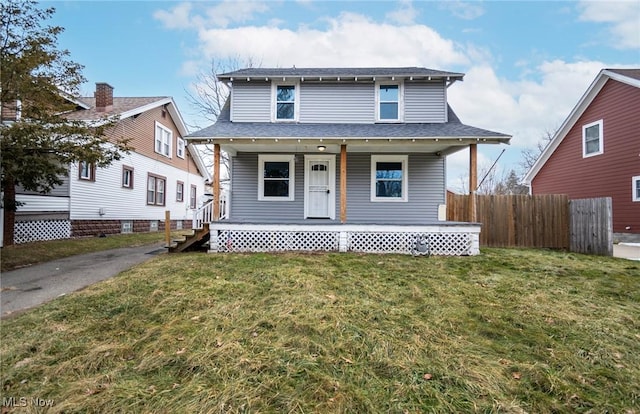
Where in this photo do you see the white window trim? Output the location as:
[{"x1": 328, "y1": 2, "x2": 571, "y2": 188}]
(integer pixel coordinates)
[
  {"x1": 375, "y1": 81, "x2": 404, "y2": 123},
  {"x1": 633, "y1": 176, "x2": 640, "y2": 202},
  {"x1": 370, "y1": 155, "x2": 408, "y2": 202},
  {"x1": 177, "y1": 137, "x2": 185, "y2": 159},
  {"x1": 271, "y1": 81, "x2": 300, "y2": 122},
  {"x1": 155, "y1": 121, "x2": 173, "y2": 158},
  {"x1": 258, "y1": 154, "x2": 295, "y2": 201},
  {"x1": 582, "y1": 119, "x2": 603, "y2": 158}
]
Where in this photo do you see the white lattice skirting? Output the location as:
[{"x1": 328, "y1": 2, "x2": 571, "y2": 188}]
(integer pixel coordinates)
[
  {"x1": 210, "y1": 224, "x2": 480, "y2": 256},
  {"x1": 14, "y1": 220, "x2": 71, "y2": 244}
]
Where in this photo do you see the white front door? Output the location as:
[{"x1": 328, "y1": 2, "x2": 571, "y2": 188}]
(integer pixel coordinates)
[{"x1": 304, "y1": 155, "x2": 335, "y2": 219}]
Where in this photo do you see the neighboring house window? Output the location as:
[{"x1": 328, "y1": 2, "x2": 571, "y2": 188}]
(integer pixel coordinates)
[
  {"x1": 176, "y1": 181, "x2": 184, "y2": 202},
  {"x1": 582, "y1": 119, "x2": 603, "y2": 157},
  {"x1": 78, "y1": 161, "x2": 95, "y2": 181},
  {"x1": 371, "y1": 155, "x2": 408, "y2": 202},
  {"x1": 177, "y1": 137, "x2": 185, "y2": 159},
  {"x1": 273, "y1": 83, "x2": 298, "y2": 121},
  {"x1": 122, "y1": 166, "x2": 134, "y2": 189},
  {"x1": 633, "y1": 176, "x2": 640, "y2": 202},
  {"x1": 155, "y1": 121, "x2": 172, "y2": 157},
  {"x1": 376, "y1": 82, "x2": 403, "y2": 122},
  {"x1": 190, "y1": 185, "x2": 197, "y2": 209},
  {"x1": 147, "y1": 174, "x2": 166, "y2": 206},
  {"x1": 258, "y1": 154, "x2": 295, "y2": 201}
]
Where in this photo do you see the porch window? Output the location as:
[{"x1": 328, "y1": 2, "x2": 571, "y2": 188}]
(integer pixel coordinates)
[
  {"x1": 258, "y1": 154, "x2": 295, "y2": 201},
  {"x1": 371, "y1": 155, "x2": 408, "y2": 202},
  {"x1": 155, "y1": 121, "x2": 172, "y2": 158},
  {"x1": 633, "y1": 176, "x2": 640, "y2": 202},
  {"x1": 582, "y1": 119, "x2": 603, "y2": 157},
  {"x1": 273, "y1": 83, "x2": 298, "y2": 121},
  {"x1": 376, "y1": 82, "x2": 403, "y2": 122},
  {"x1": 147, "y1": 174, "x2": 166, "y2": 206}
]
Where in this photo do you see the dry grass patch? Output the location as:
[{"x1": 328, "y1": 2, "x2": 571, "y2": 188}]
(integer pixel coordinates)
[{"x1": 1, "y1": 249, "x2": 639, "y2": 413}]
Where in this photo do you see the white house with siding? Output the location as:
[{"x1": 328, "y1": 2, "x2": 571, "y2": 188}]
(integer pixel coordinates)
[
  {"x1": 187, "y1": 67, "x2": 510, "y2": 255},
  {"x1": 10, "y1": 83, "x2": 209, "y2": 244}
]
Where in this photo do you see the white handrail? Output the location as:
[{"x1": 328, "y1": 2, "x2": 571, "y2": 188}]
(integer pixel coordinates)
[{"x1": 193, "y1": 192, "x2": 228, "y2": 229}]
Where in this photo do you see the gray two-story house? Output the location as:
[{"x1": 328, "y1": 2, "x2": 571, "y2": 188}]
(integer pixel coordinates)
[{"x1": 187, "y1": 67, "x2": 510, "y2": 255}]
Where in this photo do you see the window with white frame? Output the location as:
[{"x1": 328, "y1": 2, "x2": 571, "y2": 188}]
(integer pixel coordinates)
[
  {"x1": 122, "y1": 166, "x2": 134, "y2": 189},
  {"x1": 155, "y1": 121, "x2": 172, "y2": 157},
  {"x1": 273, "y1": 83, "x2": 297, "y2": 121},
  {"x1": 176, "y1": 181, "x2": 184, "y2": 202},
  {"x1": 177, "y1": 137, "x2": 185, "y2": 159},
  {"x1": 376, "y1": 82, "x2": 403, "y2": 122},
  {"x1": 79, "y1": 161, "x2": 95, "y2": 181},
  {"x1": 582, "y1": 119, "x2": 603, "y2": 157},
  {"x1": 633, "y1": 176, "x2": 640, "y2": 202},
  {"x1": 147, "y1": 174, "x2": 166, "y2": 206},
  {"x1": 258, "y1": 154, "x2": 295, "y2": 201},
  {"x1": 371, "y1": 155, "x2": 408, "y2": 202}
]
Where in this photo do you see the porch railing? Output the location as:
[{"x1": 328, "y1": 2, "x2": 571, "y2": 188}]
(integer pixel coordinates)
[{"x1": 193, "y1": 192, "x2": 228, "y2": 229}]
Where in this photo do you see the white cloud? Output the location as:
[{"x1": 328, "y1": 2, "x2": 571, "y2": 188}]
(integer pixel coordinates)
[
  {"x1": 195, "y1": 12, "x2": 469, "y2": 68},
  {"x1": 578, "y1": 0, "x2": 640, "y2": 49},
  {"x1": 439, "y1": 1, "x2": 485, "y2": 20},
  {"x1": 386, "y1": 0, "x2": 419, "y2": 25},
  {"x1": 154, "y1": 1, "x2": 270, "y2": 30}
]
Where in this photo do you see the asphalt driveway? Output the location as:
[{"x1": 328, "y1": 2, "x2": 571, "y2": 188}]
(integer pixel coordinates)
[{"x1": 0, "y1": 242, "x2": 165, "y2": 318}]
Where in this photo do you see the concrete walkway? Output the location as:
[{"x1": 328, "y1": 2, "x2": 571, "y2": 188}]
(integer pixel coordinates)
[
  {"x1": 614, "y1": 243, "x2": 640, "y2": 261},
  {"x1": 0, "y1": 242, "x2": 166, "y2": 318}
]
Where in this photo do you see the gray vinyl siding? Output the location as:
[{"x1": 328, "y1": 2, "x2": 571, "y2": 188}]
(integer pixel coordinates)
[
  {"x1": 230, "y1": 152, "x2": 444, "y2": 224},
  {"x1": 230, "y1": 153, "x2": 307, "y2": 221},
  {"x1": 346, "y1": 153, "x2": 444, "y2": 223},
  {"x1": 231, "y1": 81, "x2": 271, "y2": 122},
  {"x1": 299, "y1": 83, "x2": 374, "y2": 123},
  {"x1": 229, "y1": 80, "x2": 448, "y2": 124},
  {"x1": 404, "y1": 82, "x2": 446, "y2": 123}
]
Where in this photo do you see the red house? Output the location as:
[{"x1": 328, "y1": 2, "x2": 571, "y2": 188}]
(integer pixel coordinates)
[{"x1": 524, "y1": 69, "x2": 640, "y2": 240}]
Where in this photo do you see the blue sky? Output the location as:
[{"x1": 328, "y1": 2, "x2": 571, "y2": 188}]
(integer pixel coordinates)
[{"x1": 47, "y1": 0, "x2": 639, "y2": 189}]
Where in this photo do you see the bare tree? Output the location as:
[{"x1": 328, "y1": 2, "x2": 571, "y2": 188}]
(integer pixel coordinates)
[
  {"x1": 520, "y1": 128, "x2": 556, "y2": 173},
  {"x1": 185, "y1": 57, "x2": 259, "y2": 186}
]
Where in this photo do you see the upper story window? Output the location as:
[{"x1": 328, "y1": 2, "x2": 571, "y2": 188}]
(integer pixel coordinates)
[
  {"x1": 155, "y1": 121, "x2": 172, "y2": 158},
  {"x1": 273, "y1": 83, "x2": 298, "y2": 121},
  {"x1": 258, "y1": 154, "x2": 295, "y2": 201},
  {"x1": 176, "y1": 137, "x2": 185, "y2": 159},
  {"x1": 633, "y1": 176, "x2": 640, "y2": 202},
  {"x1": 582, "y1": 119, "x2": 603, "y2": 157},
  {"x1": 376, "y1": 82, "x2": 403, "y2": 122},
  {"x1": 371, "y1": 155, "x2": 408, "y2": 202}
]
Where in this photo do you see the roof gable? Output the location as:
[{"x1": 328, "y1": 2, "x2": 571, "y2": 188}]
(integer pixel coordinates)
[{"x1": 523, "y1": 68, "x2": 640, "y2": 184}]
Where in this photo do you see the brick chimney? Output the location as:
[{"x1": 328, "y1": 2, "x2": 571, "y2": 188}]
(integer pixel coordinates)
[{"x1": 95, "y1": 82, "x2": 114, "y2": 112}]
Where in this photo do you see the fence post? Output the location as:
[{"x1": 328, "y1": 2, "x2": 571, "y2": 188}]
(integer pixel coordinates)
[{"x1": 165, "y1": 210, "x2": 171, "y2": 248}]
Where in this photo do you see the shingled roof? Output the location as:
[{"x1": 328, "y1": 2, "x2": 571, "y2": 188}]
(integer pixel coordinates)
[
  {"x1": 217, "y1": 67, "x2": 465, "y2": 81},
  {"x1": 64, "y1": 97, "x2": 169, "y2": 121},
  {"x1": 188, "y1": 101, "x2": 510, "y2": 141}
]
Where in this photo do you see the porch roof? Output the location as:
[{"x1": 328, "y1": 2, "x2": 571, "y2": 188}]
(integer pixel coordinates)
[{"x1": 187, "y1": 104, "x2": 511, "y2": 150}]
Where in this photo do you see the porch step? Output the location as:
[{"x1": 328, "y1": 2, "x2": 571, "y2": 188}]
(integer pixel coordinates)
[{"x1": 168, "y1": 224, "x2": 210, "y2": 253}]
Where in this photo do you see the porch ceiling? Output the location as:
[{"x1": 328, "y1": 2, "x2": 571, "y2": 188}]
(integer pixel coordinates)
[{"x1": 209, "y1": 137, "x2": 505, "y2": 156}]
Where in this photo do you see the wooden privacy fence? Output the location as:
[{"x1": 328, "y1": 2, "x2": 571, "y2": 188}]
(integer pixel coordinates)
[{"x1": 447, "y1": 194, "x2": 613, "y2": 255}]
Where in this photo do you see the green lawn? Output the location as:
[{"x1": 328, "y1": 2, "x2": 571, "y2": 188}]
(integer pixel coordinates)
[{"x1": 1, "y1": 249, "x2": 639, "y2": 413}]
